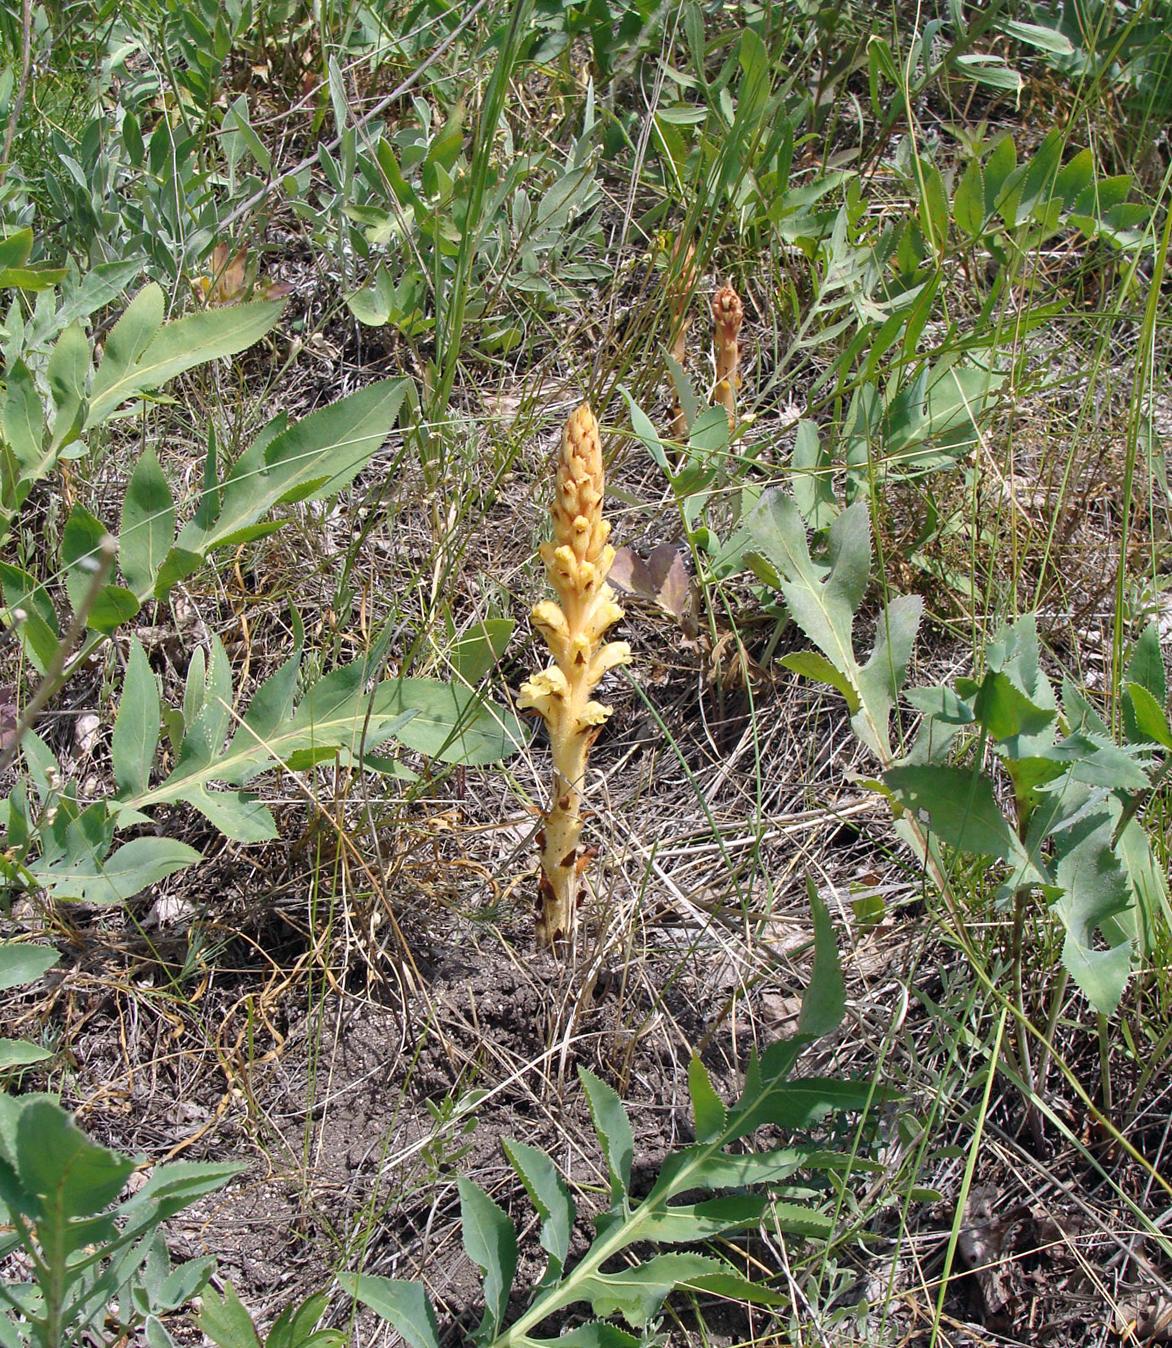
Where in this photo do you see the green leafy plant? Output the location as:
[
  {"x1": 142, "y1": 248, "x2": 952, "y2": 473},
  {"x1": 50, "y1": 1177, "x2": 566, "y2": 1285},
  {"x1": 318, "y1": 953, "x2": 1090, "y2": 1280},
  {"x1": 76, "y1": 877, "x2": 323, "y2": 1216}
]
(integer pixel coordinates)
[
  {"x1": 341, "y1": 891, "x2": 882, "y2": 1345},
  {"x1": 620, "y1": 392, "x2": 758, "y2": 583},
  {"x1": 198, "y1": 1281, "x2": 345, "y2": 1348},
  {"x1": 0, "y1": 629, "x2": 524, "y2": 906},
  {"x1": 0, "y1": 942, "x2": 59, "y2": 1072},
  {"x1": 1, "y1": 276, "x2": 285, "y2": 551},
  {"x1": 745, "y1": 491, "x2": 1170, "y2": 1025},
  {"x1": 0, "y1": 1092, "x2": 240, "y2": 1348},
  {"x1": 0, "y1": 263, "x2": 526, "y2": 911}
]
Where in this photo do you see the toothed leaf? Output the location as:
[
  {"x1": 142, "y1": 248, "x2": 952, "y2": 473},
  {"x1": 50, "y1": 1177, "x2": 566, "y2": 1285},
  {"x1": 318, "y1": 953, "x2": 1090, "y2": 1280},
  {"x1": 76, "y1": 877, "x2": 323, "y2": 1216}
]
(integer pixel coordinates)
[
  {"x1": 797, "y1": 881, "x2": 845, "y2": 1039},
  {"x1": 580, "y1": 1067, "x2": 634, "y2": 1201},
  {"x1": 635, "y1": 1193, "x2": 771, "y2": 1242},
  {"x1": 576, "y1": 1253, "x2": 744, "y2": 1327},
  {"x1": 458, "y1": 1177, "x2": 517, "y2": 1342},
  {"x1": 530, "y1": 1324, "x2": 640, "y2": 1348},
  {"x1": 502, "y1": 1138, "x2": 574, "y2": 1284},
  {"x1": 120, "y1": 448, "x2": 175, "y2": 594},
  {"x1": 687, "y1": 1055, "x2": 726, "y2": 1142},
  {"x1": 112, "y1": 638, "x2": 160, "y2": 798}
]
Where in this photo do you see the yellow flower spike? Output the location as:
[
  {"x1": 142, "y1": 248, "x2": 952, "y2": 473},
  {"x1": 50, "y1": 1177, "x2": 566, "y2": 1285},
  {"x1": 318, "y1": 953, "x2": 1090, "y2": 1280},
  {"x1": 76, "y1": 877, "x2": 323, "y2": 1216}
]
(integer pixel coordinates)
[{"x1": 521, "y1": 403, "x2": 632, "y2": 948}]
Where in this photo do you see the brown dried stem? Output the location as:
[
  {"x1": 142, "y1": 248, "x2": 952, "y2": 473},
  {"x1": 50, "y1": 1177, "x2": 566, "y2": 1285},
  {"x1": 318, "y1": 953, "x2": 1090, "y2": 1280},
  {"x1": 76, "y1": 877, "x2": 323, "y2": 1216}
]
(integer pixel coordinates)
[{"x1": 518, "y1": 405, "x2": 631, "y2": 948}]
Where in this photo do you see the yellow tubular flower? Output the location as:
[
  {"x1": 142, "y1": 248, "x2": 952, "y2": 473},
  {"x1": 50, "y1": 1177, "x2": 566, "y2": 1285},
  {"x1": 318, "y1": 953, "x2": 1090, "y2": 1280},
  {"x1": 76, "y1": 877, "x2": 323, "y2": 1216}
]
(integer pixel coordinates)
[{"x1": 518, "y1": 403, "x2": 632, "y2": 948}]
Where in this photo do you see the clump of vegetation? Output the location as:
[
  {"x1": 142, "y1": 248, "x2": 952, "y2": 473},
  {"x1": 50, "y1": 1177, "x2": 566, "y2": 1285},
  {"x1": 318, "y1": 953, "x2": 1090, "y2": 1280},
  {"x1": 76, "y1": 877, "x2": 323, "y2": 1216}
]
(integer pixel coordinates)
[{"x1": 1, "y1": 0, "x2": 1170, "y2": 1343}]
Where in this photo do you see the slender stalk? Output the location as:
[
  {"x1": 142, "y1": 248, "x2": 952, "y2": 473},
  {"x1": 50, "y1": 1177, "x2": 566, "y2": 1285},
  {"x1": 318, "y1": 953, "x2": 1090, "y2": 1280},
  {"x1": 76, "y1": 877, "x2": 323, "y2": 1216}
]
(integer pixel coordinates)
[{"x1": 0, "y1": 0, "x2": 32, "y2": 191}]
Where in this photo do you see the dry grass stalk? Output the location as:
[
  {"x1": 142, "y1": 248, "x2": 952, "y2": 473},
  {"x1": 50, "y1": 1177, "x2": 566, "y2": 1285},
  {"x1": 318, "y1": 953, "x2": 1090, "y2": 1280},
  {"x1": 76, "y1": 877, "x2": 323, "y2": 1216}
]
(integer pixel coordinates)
[
  {"x1": 519, "y1": 404, "x2": 631, "y2": 947},
  {"x1": 668, "y1": 237, "x2": 697, "y2": 444},
  {"x1": 711, "y1": 284, "x2": 743, "y2": 429}
]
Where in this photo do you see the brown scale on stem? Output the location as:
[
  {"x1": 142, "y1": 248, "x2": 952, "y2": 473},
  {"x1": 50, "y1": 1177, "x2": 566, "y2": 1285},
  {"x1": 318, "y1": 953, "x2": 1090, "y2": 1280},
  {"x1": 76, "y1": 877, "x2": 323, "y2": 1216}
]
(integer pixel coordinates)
[
  {"x1": 712, "y1": 284, "x2": 743, "y2": 430},
  {"x1": 518, "y1": 404, "x2": 632, "y2": 948}
]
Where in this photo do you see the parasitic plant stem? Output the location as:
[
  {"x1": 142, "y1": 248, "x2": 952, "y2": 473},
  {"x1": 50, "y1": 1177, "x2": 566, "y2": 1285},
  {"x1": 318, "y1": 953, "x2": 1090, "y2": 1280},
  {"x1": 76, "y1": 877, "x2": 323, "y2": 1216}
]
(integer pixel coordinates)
[
  {"x1": 712, "y1": 285, "x2": 743, "y2": 429},
  {"x1": 519, "y1": 405, "x2": 631, "y2": 947}
]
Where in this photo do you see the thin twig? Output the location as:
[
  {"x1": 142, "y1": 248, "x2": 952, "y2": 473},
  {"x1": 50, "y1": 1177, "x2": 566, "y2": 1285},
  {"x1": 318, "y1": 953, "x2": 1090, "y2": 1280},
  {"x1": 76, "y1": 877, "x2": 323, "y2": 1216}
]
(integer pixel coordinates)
[{"x1": 0, "y1": 0, "x2": 33, "y2": 191}]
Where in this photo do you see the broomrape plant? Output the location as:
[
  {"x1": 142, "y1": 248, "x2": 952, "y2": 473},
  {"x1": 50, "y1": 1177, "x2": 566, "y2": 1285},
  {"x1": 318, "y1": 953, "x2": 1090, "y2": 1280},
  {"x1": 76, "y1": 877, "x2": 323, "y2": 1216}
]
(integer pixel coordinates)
[
  {"x1": 519, "y1": 405, "x2": 631, "y2": 947},
  {"x1": 711, "y1": 285, "x2": 743, "y2": 429}
]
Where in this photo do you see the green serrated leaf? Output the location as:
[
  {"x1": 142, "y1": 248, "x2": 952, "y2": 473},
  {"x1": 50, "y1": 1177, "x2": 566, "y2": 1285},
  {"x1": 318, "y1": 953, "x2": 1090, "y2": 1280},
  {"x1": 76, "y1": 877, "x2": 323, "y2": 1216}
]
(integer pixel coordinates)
[
  {"x1": 1043, "y1": 732, "x2": 1151, "y2": 791},
  {"x1": 16, "y1": 1097, "x2": 134, "y2": 1217},
  {"x1": 87, "y1": 584, "x2": 140, "y2": 633},
  {"x1": 636, "y1": 1193, "x2": 770, "y2": 1242},
  {"x1": 1125, "y1": 682, "x2": 1172, "y2": 750},
  {"x1": 1125, "y1": 622, "x2": 1167, "y2": 728},
  {"x1": 576, "y1": 1253, "x2": 736, "y2": 1328},
  {"x1": 580, "y1": 1067, "x2": 634, "y2": 1200},
  {"x1": 855, "y1": 594, "x2": 923, "y2": 739},
  {"x1": 883, "y1": 764, "x2": 1031, "y2": 866},
  {"x1": 39, "y1": 836, "x2": 201, "y2": 905},
  {"x1": 88, "y1": 288, "x2": 282, "y2": 428},
  {"x1": 449, "y1": 619, "x2": 515, "y2": 685},
  {"x1": 0, "y1": 227, "x2": 33, "y2": 269},
  {"x1": 0, "y1": 1038, "x2": 53, "y2": 1068},
  {"x1": 62, "y1": 504, "x2": 112, "y2": 615},
  {"x1": 177, "y1": 379, "x2": 408, "y2": 556},
  {"x1": 687, "y1": 1056, "x2": 726, "y2": 1142},
  {"x1": 265, "y1": 1289, "x2": 332, "y2": 1348},
  {"x1": 530, "y1": 1324, "x2": 640, "y2": 1348},
  {"x1": 791, "y1": 419, "x2": 838, "y2": 529},
  {"x1": 122, "y1": 1158, "x2": 243, "y2": 1218},
  {"x1": 374, "y1": 677, "x2": 525, "y2": 765},
  {"x1": 728, "y1": 1074, "x2": 881, "y2": 1144},
  {"x1": 458, "y1": 1177, "x2": 517, "y2": 1341},
  {"x1": 170, "y1": 785, "x2": 277, "y2": 842},
  {"x1": 153, "y1": 547, "x2": 203, "y2": 600},
  {"x1": 797, "y1": 881, "x2": 845, "y2": 1038},
  {"x1": 46, "y1": 322, "x2": 90, "y2": 452},
  {"x1": 0, "y1": 942, "x2": 60, "y2": 991},
  {"x1": 1001, "y1": 18, "x2": 1074, "y2": 54},
  {"x1": 953, "y1": 156, "x2": 987, "y2": 238},
  {"x1": 4, "y1": 359, "x2": 44, "y2": 481},
  {"x1": 619, "y1": 387, "x2": 670, "y2": 473},
  {"x1": 972, "y1": 670, "x2": 1057, "y2": 747},
  {"x1": 781, "y1": 650, "x2": 859, "y2": 713},
  {"x1": 197, "y1": 1282, "x2": 263, "y2": 1348},
  {"x1": 1052, "y1": 812, "x2": 1134, "y2": 1015},
  {"x1": 684, "y1": 1268, "x2": 789, "y2": 1307},
  {"x1": 502, "y1": 1138, "x2": 574, "y2": 1282}
]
